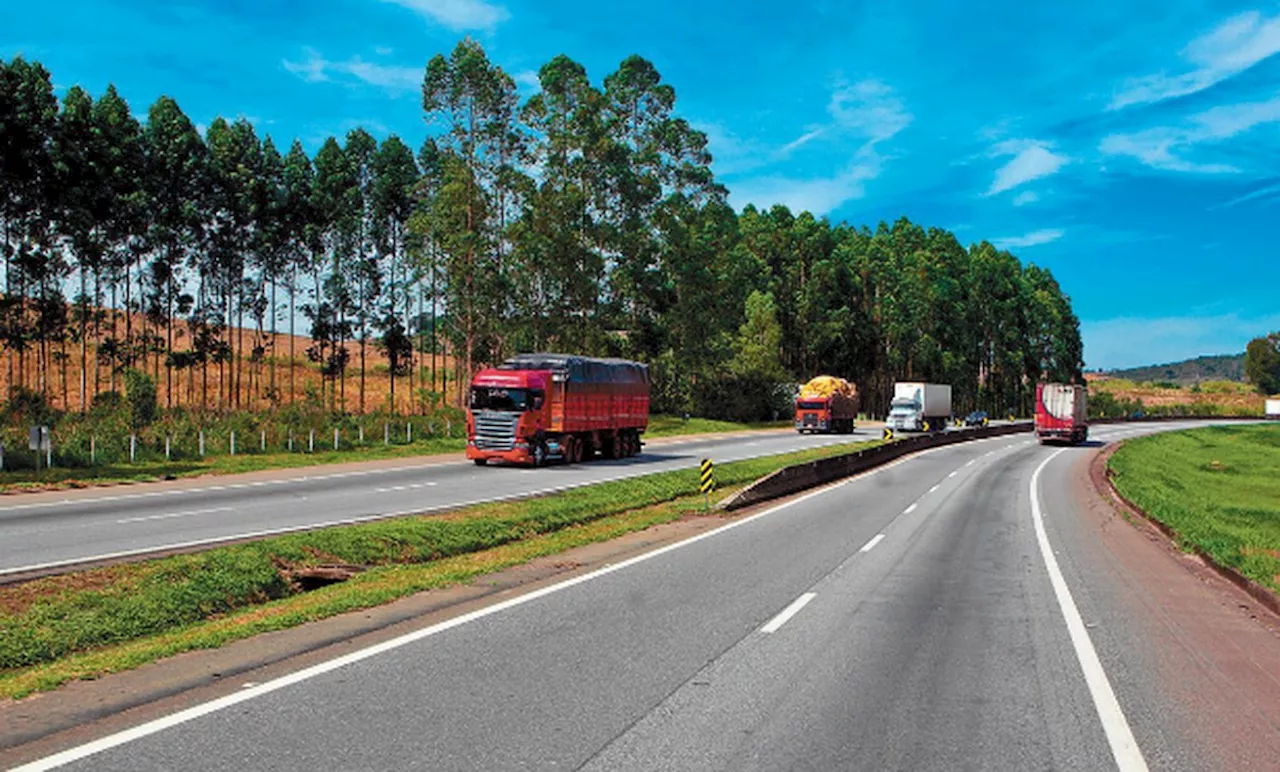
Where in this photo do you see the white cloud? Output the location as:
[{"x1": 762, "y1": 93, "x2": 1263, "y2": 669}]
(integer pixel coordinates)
[
  {"x1": 728, "y1": 164, "x2": 879, "y2": 216},
  {"x1": 1210, "y1": 181, "x2": 1280, "y2": 210},
  {"x1": 512, "y1": 69, "x2": 540, "y2": 91},
  {"x1": 991, "y1": 228, "x2": 1064, "y2": 249},
  {"x1": 1109, "y1": 11, "x2": 1280, "y2": 110},
  {"x1": 985, "y1": 139, "x2": 1068, "y2": 196},
  {"x1": 779, "y1": 127, "x2": 827, "y2": 155},
  {"x1": 696, "y1": 121, "x2": 773, "y2": 176},
  {"x1": 374, "y1": 46, "x2": 394, "y2": 56},
  {"x1": 1099, "y1": 95, "x2": 1280, "y2": 173},
  {"x1": 283, "y1": 47, "x2": 420, "y2": 94},
  {"x1": 1012, "y1": 191, "x2": 1039, "y2": 206},
  {"x1": 1082, "y1": 311, "x2": 1280, "y2": 370},
  {"x1": 827, "y1": 78, "x2": 912, "y2": 145},
  {"x1": 382, "y1": 0, "x2": 509, "y2": 31}
]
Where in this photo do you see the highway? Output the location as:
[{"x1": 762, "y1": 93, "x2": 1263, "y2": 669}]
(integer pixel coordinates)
[
  {"x1": 16, "y1": 419, "x2": 1276, "y2": 772},
  {"x1": 0, "y1": 428, "x2": 897, "y2": 575}
]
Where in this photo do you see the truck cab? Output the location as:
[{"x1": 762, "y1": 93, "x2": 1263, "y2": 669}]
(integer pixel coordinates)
[
  {"x1": 466, "y1": 369, "x2": 555, "y2": 466},
  {"x1": 886, "y1": 397, "x2": 923, "y2": 432},
  {"x1": 795, "y1": 398, "x2": 833, "y2": 432}
]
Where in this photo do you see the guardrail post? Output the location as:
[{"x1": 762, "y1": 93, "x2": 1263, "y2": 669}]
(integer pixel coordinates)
[
  {"x1": 130, "y1": 434, "x2": 136, "y2": 463},
  {"x1": 199, "y1": 431, "x2": 205, "y2": 457},
  {"x1": 230, "y1": 430, "x2": 236, "y2": 456},
  {"x1": 333, "y1": 428, "x2": 339, "y2": 450},
  {"x1": 309, "y1": 429, "x2": 314, "y2": 453},
  {"x1": 165, "y1": 435, "x2": 171, "y2": 460}
]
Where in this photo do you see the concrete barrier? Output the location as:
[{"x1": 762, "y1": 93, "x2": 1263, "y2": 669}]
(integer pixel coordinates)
[{"x1": 719, "y1": 423, "x2": 1032, "y2": 511}]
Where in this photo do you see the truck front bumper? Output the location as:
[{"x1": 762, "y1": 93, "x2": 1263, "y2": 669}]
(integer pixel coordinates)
[{"x1": 466, "y1": 443, "x2": 533, "y2": 465}]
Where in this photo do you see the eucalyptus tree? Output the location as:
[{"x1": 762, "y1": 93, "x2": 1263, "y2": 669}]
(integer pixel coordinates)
[
  {"x1": 141, "y1": 95, "x2": 205, "y2": 406},
  {"x1": 420, "y1": 38, "x2": 512, "y2": 394},
  {"x1": 0, "y1": 57, "x2": 60, "y2": 396},
  {"x1": 372, "y1": 134, "x2": 420, "y2": 413},
  {"x1": 281, "y1": 139, "x2": 316, "y2": 403},
  {"x1": 310, "y1": 136, "x2": 357, "y2": 410},
  {"x1": 344, "y1": 127, "x2": 381, "y2": 412}
]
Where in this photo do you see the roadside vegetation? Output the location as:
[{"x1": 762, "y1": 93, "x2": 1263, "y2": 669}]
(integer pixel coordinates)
[
  {"x1": 1086, "y1": 376, "x2": 1265, "y2": 418},
  {"x1": 0, "y1": 438, "x2": 879, "y2": 696},
  {"x1": 2, "y1": 44, "x2": 1080, "y2": 437},
  {"x1": 1108, "y1": 424, "x2": 1280, "y2": 592}
]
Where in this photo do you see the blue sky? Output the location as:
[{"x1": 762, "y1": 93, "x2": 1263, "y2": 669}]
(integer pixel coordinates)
[{"x1": 4, "y1": 0, "x2": 1280, "y2": 370}]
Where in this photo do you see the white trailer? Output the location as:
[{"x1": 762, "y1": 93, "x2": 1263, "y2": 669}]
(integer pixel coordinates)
[
  {"x1": 887, "y1": 382, "x2": 952, "y2": 432},
  {"x1": 1267, "y1": 399, "x2": 1280, "y2": 420}
]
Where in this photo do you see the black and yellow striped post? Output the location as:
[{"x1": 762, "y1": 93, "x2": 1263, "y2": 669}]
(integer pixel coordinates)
[
  {"x1": 700, "y1": 458, "x2": 715, "y2": 509},
  {"x1": 883, "y1": 427, "x2": 894, "y2": 441}
]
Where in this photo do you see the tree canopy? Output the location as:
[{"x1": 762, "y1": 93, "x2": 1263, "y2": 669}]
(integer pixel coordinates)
[{"x1": 0, "y1": 41, "x2": 1083, "y2": 422}]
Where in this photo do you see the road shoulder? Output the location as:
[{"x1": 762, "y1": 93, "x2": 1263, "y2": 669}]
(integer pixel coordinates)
[{"x1": 1067, "y1": 446, "x2": 1280, "y2": 770}]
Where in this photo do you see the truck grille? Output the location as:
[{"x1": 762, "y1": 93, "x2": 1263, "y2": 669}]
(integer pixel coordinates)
[
  {"x1": 474, "y1": 411, "x2": 518, "y2": 450},
  {"x1": 803, "y1": 414, "x2": 817, "y2": 427}
]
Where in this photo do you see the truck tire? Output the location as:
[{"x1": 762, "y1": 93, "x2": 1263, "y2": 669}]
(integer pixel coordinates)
[
  {"x1": 562, "y1": 438, "x2": 576, "y2": 465},
  {"x1": 473, "y1": 458, "x2": 487, "y2": 466},
  {"x1": 532, "y1": 441, "x2": 548, "y2": 468}
]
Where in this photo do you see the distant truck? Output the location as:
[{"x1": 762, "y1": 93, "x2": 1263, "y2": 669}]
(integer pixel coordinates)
[
  {"x1": 794, "y1": 376, "x2": 860, "y2": 434},
  {"x1": 1036, "y1": 382, "x2": 1088, "y2": 445},
  {"x1": 887, "y1": 382, "x2": 952, "y2": 433},
  {"x1": 466, "y1": 354, "x2": 649, "y2": 467},
  {"x1": 1267, "y1": 398, "x2": 1280, "y2": 420}
]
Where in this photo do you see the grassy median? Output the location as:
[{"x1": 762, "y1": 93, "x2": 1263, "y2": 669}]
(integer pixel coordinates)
[
  {"x1": 1108, "y1": 424, "x2": 1280, "y2": 592},
  {"x1": 0, "y1": 437, "x2": 876, "y2": 698}
]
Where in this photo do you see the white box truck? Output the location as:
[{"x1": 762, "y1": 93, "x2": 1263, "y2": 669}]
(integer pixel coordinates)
[
  {"x1": 1267, "y1": 399, "x2": 1280, "y2": 420},
  {"x1": 888, "y1": 382, "x2": 952, "y2": 432}
]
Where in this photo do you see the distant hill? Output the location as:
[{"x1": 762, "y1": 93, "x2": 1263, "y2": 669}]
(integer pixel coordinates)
[{"x1": 1102, "y1": 353, "x2": 1246, "y2": 385}]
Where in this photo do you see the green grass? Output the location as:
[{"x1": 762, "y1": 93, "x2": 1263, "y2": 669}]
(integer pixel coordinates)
[
  {"x1": 1109, "y1": 424, "x2": 1280, "y2": 591},
  {"x1": 0, "y1": 437, "x2": 878, "y2": 697},
  {"x1": 0, "y1": 438, "x2": 468, "y2": 492},
  {"x1": 644, "y1": 415, "x2": 789, "y2": 437},
  {"x1": 0, "y1": 415, "x2": 788, "y2": 493}
]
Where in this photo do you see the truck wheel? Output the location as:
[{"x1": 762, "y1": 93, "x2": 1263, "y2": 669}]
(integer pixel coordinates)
[
  {"x1": 532, "y1": 442, "x2": 548, "y2": 468},
  {"x1": 573, "y1": 437, "x2": 585, "y2": 464},
  {"x1": 562, "y1": 438, "x2": 576, "y2": 465}
]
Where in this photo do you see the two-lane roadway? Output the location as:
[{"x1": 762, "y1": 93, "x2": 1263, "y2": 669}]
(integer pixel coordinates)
[
  {"x1": 0, "y1": 428, "x2": 893, "y2": 575},
  {"x1": 14, "y1": 419, "x2": 1278, "y2": 771}
]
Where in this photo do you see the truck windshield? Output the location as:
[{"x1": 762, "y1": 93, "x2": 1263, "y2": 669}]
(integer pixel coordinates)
[
  {"x1": 796, "y1": 401, "x2": 827, "y2": 410},
  {"x1": 470, "y1": 387, "x2": 542, "y2": 412},
  {"x1": 890, "y1": 398, "x2": 916, "y2": 409}
]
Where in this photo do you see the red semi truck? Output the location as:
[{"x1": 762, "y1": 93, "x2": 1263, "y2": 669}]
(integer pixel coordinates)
[
  {"x1": 466, "y1": 354, "x2": 650, "y2": 467},
  {"x1": 1036, "y1": 382, "x2": 1088, "y2": 445}
]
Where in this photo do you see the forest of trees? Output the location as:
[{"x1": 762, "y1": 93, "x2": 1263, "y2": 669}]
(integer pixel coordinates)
[{"x1": 0, "y1": 39, "x2": 1083, "y2": 424}]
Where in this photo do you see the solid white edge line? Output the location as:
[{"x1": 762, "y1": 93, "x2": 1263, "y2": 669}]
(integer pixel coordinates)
[
  {"x1": 1031, "y1": 449, "x2": 1149, "y2": 772},
  {"x1": 928, "y1": 484, "x2": 940, "y2": 493},
  {"x1": 858, "y1": 534, "x2": 886, "y2": 553},
  {"x1": 760, "y1": 592, "x2": 817, "y2": 633},
  {"x1": 948, "y1": 470, "x2": 958, "y2": 478},
  {"x1": 903, "y1": 503, "x2": 918, "y2": 515}
]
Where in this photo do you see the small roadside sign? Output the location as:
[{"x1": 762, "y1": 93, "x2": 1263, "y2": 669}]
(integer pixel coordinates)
[
  {"x1": 883, "y1": 427, "x2": 894, "y2": 441},
  {"x1": 699, "y1": 458, "x2": 715, "y2": 510}
]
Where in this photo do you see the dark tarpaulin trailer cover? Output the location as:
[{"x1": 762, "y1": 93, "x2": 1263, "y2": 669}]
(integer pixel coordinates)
[{"x1": 498, "y1": 354, "x2": 650, "y2": 386}]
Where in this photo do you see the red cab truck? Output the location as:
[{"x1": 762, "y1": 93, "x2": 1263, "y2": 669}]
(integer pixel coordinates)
[
  {"x1": 466, "y1": 354, "x2": 650, "y2": 467},
  {"x1": 1036, "y1": 382, "x2": 1088, "y2": 445},
  {"x1": 794, "y1": 376, "x2": 860, "y2": 434}
]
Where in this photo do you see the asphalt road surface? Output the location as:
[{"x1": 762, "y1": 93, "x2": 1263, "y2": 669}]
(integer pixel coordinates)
[
  {"x1": 0, "y1": 425, "x2": 931, "y2": 575},
  {"x1": 16, "y1": 420, "x2": 1266, "y2": 772}
]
